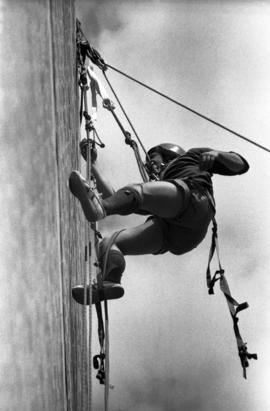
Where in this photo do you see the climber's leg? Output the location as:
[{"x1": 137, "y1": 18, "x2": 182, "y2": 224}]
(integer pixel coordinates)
[
  {"x1": 69, "y1": 170, "x2": 189, "y2": 222},
  {"x1": 71, "y1": 218, "x2": 168, "y2": 305}
]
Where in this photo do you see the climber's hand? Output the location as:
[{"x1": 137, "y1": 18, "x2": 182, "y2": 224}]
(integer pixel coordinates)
[
  {"x1": 80, "y1": 138, "x2": 97, "y2": 163},
  {"x1": 199, "y1": 151, "x2": 219, "y2": 171}
]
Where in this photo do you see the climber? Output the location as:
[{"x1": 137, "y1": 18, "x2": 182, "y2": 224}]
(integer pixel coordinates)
[{"x1": 70, "y1": 140, "x2": 249, "y2": 304}]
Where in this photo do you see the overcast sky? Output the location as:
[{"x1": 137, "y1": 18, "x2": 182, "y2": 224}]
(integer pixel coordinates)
[{"x1": 76, "y1": 1, "x2": 270, "y2": 410}]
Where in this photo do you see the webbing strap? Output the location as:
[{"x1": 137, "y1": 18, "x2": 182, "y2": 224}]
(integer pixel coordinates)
[
  {"x1": 206, "y1": 219, "x2": 223, "y2": 295},
  {"x1": 94, "y1": 303, "x2": 106, "y2": 385},
  {"x1": 206, "y1": 218, "x2": 257, "y2": 378}
]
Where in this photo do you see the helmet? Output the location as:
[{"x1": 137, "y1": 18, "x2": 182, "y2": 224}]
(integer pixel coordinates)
[{"x1": 147, "y1": 143, "x2": 185, "y2": 161}]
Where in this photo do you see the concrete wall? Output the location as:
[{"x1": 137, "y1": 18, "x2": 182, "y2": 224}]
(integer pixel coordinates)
[{"x1": 0, "y1": 1, "x2": 91, "y2": 410}]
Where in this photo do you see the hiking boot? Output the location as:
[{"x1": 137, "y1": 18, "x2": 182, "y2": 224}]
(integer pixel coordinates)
[
  {"x1": 72, "y1": 281, "x2": 124, "y2": 305},
  {"x1": 69, "y1": 170, "x2": 106, "y2": 222},
  {"x1": 100, "y1": 248, "x2": 126, "y2": 284}
]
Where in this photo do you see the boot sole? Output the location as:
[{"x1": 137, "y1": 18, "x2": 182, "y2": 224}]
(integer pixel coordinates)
[{"x1": 72, "y1": 283, "x2": 124, "y2": 305}]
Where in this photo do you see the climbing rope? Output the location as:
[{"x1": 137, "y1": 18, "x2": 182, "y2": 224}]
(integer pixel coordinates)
[
  {"x1": 77, "y1": 21, "x2": 117, "y2": 409},
  {"x1": 102, "y1": 70, "x2": 150, "y2": 182},
  {"x1": 80, "y1": 72, "x2": 115, "y2": 408},
  {"x1": 79, "y1": 67, "x2": 94, "y2": 409},
  {"x1": 104, "y1": 64, "x2": 270, "y2": 154},
  {"x1": 78, "y1": 23, "x2": 108, "y2": 407},
  {"x1": 102, "y1": 70, "x2": 148, "y2": 158},
  {"x1": 103, "y1": 100, "x2": 149, "y2": 182}
]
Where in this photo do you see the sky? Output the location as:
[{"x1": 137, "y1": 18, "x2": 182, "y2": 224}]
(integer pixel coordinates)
[{"x1": 76, "y1": 1, "x2": 270, "y2": 410}]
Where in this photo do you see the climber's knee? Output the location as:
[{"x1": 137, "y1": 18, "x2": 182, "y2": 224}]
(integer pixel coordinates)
[
  {"x1": 119, "y1": 184, "x2": 144, "y2": 208},
  {"x1": 103, "y1": 183, "x2": 144, "y2": 216}
]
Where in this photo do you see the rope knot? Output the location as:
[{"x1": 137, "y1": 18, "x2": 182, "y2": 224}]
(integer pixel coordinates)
[
  {"x1": 124, "y1": 131, "x2": 133, "y2": 146},
  {"x1": 102, "y1": 98, "x2": 115, "y2": 111}
]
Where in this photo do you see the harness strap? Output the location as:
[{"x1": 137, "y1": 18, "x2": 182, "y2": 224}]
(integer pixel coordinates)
[{"x1": 207, "y1": 218, "x2": 257, "y2": 378}]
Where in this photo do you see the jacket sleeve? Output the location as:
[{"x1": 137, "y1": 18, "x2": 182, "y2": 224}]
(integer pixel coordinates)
[
  {"x1": 188, "y1": 147, "x2": 250, "y2": 176},
  {"x1": 211, "y1": 151, "x2": 250, "y2": 175}
]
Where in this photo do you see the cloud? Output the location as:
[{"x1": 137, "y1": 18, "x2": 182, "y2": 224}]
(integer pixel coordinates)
[{"x1": 76, "y1": 0, "x2": 125, "y2": 44}]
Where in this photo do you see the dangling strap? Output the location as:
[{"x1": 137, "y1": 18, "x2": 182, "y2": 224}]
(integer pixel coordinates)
[
  {"x1": 206, "y1": 218, "x2": 257, "y2": 378},
  {"x1": 93, "y1": 302, "x2": 106, "y2": 384},
  {"x1": 206, "y1": 218, "x2": 223, "y2": 295}
]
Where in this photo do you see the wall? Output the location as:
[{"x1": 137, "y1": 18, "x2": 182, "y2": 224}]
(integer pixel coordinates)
[{"x1": 0, "y1": 1, "x2": 91, "y2": 410}]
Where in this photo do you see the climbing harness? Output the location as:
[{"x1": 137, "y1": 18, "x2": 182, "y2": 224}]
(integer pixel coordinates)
[{"x1": 206, "y1": 218, "x2": 257, "y2": 378}]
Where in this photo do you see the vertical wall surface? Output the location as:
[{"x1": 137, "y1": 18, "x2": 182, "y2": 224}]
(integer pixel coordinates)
[{"x1": 0, "y1": 1, "x2": 90, "y2": 410}]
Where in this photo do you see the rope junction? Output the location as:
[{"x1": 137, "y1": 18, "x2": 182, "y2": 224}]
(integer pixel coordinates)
[{"x1": 75, "y1": 19, "x2": 258, "y2": 411}]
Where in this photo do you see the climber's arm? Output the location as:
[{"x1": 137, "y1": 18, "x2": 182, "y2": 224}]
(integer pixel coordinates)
[
  {"x1": 91, "y1": 163, "x2": 115, "y2": 198},
  {"x1": 199, "y1": 149, "x2": 249, "y2": 175}
]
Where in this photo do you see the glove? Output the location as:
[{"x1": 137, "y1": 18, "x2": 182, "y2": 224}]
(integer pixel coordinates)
[
  {"x1": 80, "y1": 138, "x2": 97, "y2": 163},
  {"x1": 199, "y1": 151, "x2": 219, "y2": 171}
]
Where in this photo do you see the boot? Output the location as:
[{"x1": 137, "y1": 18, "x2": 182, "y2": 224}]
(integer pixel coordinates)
[
  {"x1": 72, "y1": 247, "x2": 126, "y2": 305},
  {"x1": 100, "y1": 248, "x2": 126, "y2": 284},
  {"x1": 69, "y1": 170, "x2": 106, "y2": 222}
]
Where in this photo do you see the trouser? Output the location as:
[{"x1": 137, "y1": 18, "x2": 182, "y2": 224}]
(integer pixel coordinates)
[
  {"x1": 101, "y1": 179, "x2": 213, "y2": 269},
  {"x1": 101, "y1": 180, "x2": 190, "y2": 256}
]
